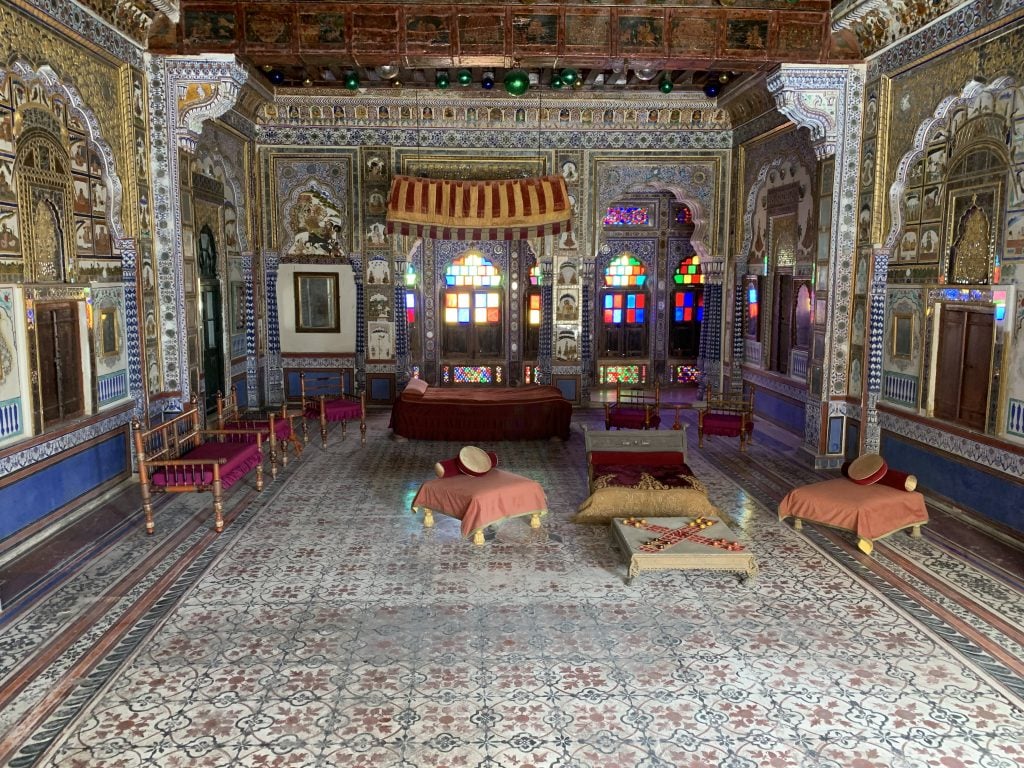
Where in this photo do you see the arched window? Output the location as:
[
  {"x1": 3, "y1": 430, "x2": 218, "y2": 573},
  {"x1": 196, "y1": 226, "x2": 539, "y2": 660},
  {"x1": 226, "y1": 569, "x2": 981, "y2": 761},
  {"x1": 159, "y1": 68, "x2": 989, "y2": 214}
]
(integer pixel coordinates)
[
  {"x1": 523, "y1": 260, "x2": 542, "y2": 360},
  {"x1": 442, "y1": 249, "x2": 503, "y2": 360},
  {"x1": 403, "y1": 263, "x2": 421, "y2": 358},
  {"x1": 670, "y1": 255, "x2": 704, "y2": 358},
  {"x1": 600, "y1": 254, "x2": 648, "y2": 357}
]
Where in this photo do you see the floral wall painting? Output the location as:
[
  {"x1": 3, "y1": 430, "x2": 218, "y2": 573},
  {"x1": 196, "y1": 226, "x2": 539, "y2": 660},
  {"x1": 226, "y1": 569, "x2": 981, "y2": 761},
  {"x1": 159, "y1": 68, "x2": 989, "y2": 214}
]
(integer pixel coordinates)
[
  {"x1": 366, "y1": 259, "x2": 390, "y2": 285},
  {"x1": 287, "y1": 189, "x2": 345, "y2": 257}
]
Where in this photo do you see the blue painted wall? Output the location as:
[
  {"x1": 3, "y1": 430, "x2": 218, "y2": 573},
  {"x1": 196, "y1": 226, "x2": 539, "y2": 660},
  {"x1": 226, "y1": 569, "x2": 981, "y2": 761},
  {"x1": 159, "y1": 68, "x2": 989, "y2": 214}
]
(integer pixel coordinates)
[
  {"x1": 881, "y1": 431, "x2": 1024, "y2": 534},
  {"x1": 754, "y1": 388, "x2": 804, "y2": 435},
  {"x1": 0, "y1": 432, "x2": 128, "y2": 541}
]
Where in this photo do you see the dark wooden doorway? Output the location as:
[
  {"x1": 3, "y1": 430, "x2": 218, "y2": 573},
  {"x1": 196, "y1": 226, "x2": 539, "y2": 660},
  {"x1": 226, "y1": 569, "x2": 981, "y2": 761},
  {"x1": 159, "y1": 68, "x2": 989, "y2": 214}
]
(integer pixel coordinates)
[
  {"x1": 33, "y1": 301, "x2": 83, "y2": 431},
  {"x1": 771, "y1": 274, "x2": 794, "y2": 374},
  {"x1": 201, "y1": 284, "x2": 225, "y2": 412},
  {"x1": 934, "y1": 306, "x2": 993, "y2": 431}
]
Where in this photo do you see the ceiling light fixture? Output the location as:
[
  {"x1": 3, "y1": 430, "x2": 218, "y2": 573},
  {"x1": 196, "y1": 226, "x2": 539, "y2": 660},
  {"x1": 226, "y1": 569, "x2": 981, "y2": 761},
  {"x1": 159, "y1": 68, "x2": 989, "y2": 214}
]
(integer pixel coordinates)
[
  {"x1": 634, "y1": 67, "x2": 658, "y2": 81},
  {"x1": 377, "y1": 64, "x2": 399, "y2": 79}
]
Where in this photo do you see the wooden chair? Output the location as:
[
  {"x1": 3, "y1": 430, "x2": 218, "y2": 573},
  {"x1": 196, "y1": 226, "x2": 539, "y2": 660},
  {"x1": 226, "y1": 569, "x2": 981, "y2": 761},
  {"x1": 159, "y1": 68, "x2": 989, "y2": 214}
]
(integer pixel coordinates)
[
  {"x1": 215, "y1": 391, "x2": 304, "y2": 480},
  {"x1": 697, "y1": 385, "x2": 755, "y2": 450},
  {"x1": 604, "y1": 381, "x2": 661, "y2": 430},
  {"x1": 299, "y1": 371, "x2": 367, "y2": 447}
]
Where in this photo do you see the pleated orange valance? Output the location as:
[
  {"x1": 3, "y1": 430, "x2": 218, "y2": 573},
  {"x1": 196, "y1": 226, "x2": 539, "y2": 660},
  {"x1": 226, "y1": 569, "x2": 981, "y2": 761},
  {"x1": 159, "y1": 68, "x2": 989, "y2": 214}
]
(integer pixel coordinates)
[{"x1": 386, "y1": 174, "x2": 572, "y2": 241}]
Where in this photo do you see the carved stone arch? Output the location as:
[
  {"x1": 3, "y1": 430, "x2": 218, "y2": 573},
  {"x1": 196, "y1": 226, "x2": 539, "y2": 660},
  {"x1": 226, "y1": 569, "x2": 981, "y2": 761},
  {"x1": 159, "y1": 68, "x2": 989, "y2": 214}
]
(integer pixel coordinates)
[
  {"x1": 5, "y1": 60, "x2": 128, "y2": 242},
  {"x1": 629, "y1": 181, "x2": 712, "y2": 261},
  {"x1": 195, "y1": 127, "x2": 251, "y2": 253},
  {"x1": 737, "y1": 148, "x2": 817, "y2": 275},
  {"x1": 883, "y1": 76, "x2": 1018, "y2": 252},
  {"x1": 593, "y1": 161, "x2": 721, "y2": 259},
  {"x1": 14, "y1": 129, "x2": 76, "y2": 283}
]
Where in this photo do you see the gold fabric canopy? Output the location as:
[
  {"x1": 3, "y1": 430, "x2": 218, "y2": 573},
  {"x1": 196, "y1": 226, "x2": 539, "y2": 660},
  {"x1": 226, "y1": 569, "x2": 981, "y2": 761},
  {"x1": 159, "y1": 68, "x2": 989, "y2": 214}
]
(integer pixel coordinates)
[{"x1": 386, "y1": 174, "x2": 572, "y2": 241}]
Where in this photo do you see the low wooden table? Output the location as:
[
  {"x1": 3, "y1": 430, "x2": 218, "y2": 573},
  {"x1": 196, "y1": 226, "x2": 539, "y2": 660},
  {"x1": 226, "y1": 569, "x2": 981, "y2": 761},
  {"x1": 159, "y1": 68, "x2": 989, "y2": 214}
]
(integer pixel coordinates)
[{"x1": 610, "y1": 517, "x2": 757, "y2": 585}]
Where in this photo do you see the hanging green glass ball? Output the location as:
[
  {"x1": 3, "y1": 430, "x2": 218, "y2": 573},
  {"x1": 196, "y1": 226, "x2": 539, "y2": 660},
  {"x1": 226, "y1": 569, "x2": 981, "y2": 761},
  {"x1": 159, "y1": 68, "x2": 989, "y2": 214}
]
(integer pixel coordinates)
[
  {"x1": 457, "y1": 69, "x2": 473, "y2": 86},
  {"x1": 659, "y1": 78, "x2": 674, "y2": 94},
  {"x1": 560, "y1": 68, "x2": 579, "y2": 87},
  {"x1": 343, "y1": 72, "x2": 359, "y2": 91},
  {"x1": 504, "y1": 69, "x2": 530, "y2": 96},
  {"x1": 550, "y1": 74, "x2": 563, "y2": 89},
  {"x1": 436, "y1": 70, "x2": 450, "y2": 89}
]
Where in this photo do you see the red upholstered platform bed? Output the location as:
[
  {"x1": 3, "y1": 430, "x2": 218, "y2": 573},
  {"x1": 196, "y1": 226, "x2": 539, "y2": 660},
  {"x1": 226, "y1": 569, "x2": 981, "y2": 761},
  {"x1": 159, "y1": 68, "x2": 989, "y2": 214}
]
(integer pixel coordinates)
[{"x1": 389, "y1": 381, "x2": 573, "y2": 441}]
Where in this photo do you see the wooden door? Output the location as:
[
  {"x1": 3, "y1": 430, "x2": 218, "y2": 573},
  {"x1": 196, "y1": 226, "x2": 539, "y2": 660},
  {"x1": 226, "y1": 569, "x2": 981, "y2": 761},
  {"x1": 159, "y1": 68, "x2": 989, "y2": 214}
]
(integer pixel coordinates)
[
  {"x1": 771, "y1": 274, "x2": 793, "y2": 374},
  {"x1": 933, "y1": 306, "x2": 993, "y2": 430},
  {"x1": 960, "y1": 310, "x2": 993, "y2": 430},
  {"x1": 34, "y1": 302, "x2": 83, "y2": 429}
]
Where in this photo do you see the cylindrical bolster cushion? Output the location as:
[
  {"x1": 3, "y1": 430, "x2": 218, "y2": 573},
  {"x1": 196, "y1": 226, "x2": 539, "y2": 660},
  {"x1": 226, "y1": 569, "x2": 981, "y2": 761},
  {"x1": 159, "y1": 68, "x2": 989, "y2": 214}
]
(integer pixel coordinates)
[
  {"x1": 434, "y1": 450, "x2": 499, "y2": 478},
  {"x1": 842, "y1": 460, "x2": 917, "y2": 491},
  {"x1": 846, "y1": 453, "x2": 888, "y2": 485},
  {"x1": 876, "y1": 468, "x2": 918, "y2": 492}
]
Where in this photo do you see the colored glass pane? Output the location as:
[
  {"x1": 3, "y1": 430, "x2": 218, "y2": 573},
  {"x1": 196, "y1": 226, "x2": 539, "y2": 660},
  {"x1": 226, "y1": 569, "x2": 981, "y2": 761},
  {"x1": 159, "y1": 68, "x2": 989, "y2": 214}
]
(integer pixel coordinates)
[
  {"x1": 604, "y1": 254, "x2": 647, "y2": 287},
  {"x1": 603, "y1": 206, "x2": 650, "y2": 226},
  {"x1": 404, "y1": 265, "x2": 417, "y2": 286},
  {"x1": 675, "y1": 206, "x2": 692, "y2": 224},
  {"x1": 445, "y1": 252, "x2": 501, "y2": 288}
]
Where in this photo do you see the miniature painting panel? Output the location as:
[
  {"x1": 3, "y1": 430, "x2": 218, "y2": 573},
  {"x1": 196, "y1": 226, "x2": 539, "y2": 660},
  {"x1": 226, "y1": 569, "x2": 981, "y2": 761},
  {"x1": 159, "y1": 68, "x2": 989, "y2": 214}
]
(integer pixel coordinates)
[
  {"x1": 298, "y1": 12, "x2": 347, "y2": 48},
  {"x1": 0, "y1": 208, "x2": 20, "y2": 254},
  {"x1": 918, "y1": 225, "x2": 941, "y2": 261},
  {"x1": 366, "y1": 287, "x2": 391, "y2": 321},
  {"x1": 725, "y1": 20, "x2": 768, "y2": 51},
  {"x1": 1006, "y1": 209, "x2": 1024, "y2": 260},
  {"x1": 778, "y1": 22, "x2": 823, "y2": 57},
  {"x1": 514, "y1": 15, "x2": 558, "y2": 48},
  {"x1": 352, "y1": 12, "x2": 399, "y2": 51},
  {"x1": 295, "y1": 272, "x2": 340, "y2": 333},
  {"x1": 406, "y1": 15, "x2": 451, "y2": 51},
  {"x1": 69, "y1": 134, "x2": 87, "y2": 172},
  {"x1": 892, "y1": 314, "x2": 913, "y2": 359},
  {"x1": 367, "y1": 321, "x2": 394, "y2": 360},
  {"x1": 230, "y1": 281, "x2": 246, "y2": 334},
  {"x1": 74, "y1": 217, "x2": 94, "y2": 255},
  {"x1": 617, "y1": 16, "x2": 663, "y2": 53},
  {"x1": 0, "y1": 111, "x2": 13, "y2": 154},
  {"x1": 183, "y1": 10, "x2": 237, "y2": 46},
  {"x1": 457, "y1": 14, "x2": 504, "y2": 51},
  {"x1": 97, "y1": 306, "x2": 120, "y2": 358},
  {"x1": 244, "y1": 9, "x2": 294, "y2": 47},
  {"x1": 921, "y1": 186, "x2": 941, "y2": 222},
  {"x1": 669, "y1": 15, "x2": 716, "y2": 55},
  {"x1": 565, "y1": 13, "x2": 608, "y2": 51}
]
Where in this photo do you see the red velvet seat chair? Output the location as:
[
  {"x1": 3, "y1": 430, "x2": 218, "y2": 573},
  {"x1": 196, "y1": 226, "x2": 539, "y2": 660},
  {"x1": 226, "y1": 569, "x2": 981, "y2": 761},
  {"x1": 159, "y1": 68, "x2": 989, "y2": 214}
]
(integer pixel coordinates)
[
  {"x1": 604, "y1": 382, "x2": 661, "y2": 430},
  {"x1": 299, "y1": 371, "x2": 366, "y2": 447},
  {"x1": 697, "y1": 386, "x2": 754, "y2": 450}
]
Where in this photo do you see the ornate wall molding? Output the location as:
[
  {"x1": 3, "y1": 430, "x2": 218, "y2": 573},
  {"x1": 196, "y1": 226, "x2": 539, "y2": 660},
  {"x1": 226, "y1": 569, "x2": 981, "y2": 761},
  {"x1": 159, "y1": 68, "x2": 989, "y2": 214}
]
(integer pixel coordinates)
[
  {"x1": 767, "y1": 65, "x2": 855, "y2": 160},
  {"x1": 17, "y1": 0, "x2": 144, "y2": 67},
  {"x1": 146, "y1": 53, "x2": 246, "y2": 401}
]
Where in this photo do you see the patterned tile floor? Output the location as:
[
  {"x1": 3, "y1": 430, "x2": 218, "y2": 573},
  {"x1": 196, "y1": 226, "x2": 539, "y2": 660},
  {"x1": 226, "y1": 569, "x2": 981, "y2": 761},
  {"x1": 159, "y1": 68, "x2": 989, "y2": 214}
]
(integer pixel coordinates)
[{"x1": 1, "y1": 408, "x2": 1022, "y2": 767}]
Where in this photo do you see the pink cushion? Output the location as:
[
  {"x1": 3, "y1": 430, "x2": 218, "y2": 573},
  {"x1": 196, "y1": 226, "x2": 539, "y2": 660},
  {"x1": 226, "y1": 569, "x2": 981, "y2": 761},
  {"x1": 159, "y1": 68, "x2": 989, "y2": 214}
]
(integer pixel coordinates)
[
  {"x1": 150, "y1": 441, "x2": 262, "y2": 491},
  {"x1": 608, "y1": 407, "x2": 661, "y2": 429},
  {"x1": 702, "y1": 413, "x2": 753, "y2": 437},
  {"x1": 404, "y1": 378, "x2": 429, "y2": 395}
]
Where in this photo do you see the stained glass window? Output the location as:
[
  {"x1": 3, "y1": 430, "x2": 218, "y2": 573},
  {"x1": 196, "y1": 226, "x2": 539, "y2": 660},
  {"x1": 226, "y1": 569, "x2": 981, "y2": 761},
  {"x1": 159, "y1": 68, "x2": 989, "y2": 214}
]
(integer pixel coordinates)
[
  {"x1": 604, "y1": 254, "x2": 647, "y2": 287},
  {"x1": 673, "y1": 365, "x2": 701, "y2": 384},
  {"x1": 445, "y1": 251, "x2": 501, "y2": 288},
  {"x1": 599, "y1": 365, "x2": 646, "y2": 384},
  {"x1": 675, "y1": 205, "x2": 693, "y2": 225},
  {"x1": 603, "y1": 292, "x2": 646, "y2": 325},
  {"x1": 673, "y1": 255, "x2": 705, "y2": 285},
  {"x1": 405, "y1": 292, "x2": 416, "y2": 324},
  {"x1": 527, "y1": 293, "x2": 541, "y2": 326},
  {"x1": 673, "y1": 291, "x2": 704, "y2": 323},
  {"x1": 403, "y1": 264, "x2": 418, "y2": 287},
  {"x1": 529, "y1": 263, "x2": 542, "y2": 286},
  {"x1": 603, "y1": 206, "x2": 650, "y2": 227},
  {"x1": 443, "y1": 291, "x2": 500, "y2": 325}
]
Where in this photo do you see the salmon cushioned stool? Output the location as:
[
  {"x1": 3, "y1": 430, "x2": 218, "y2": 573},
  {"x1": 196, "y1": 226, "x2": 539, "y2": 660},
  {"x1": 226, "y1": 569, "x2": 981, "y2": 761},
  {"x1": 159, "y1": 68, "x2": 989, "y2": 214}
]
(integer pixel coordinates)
[
  {"x1": 411, "y1": 468, "x2": 548, "y2": 545},
  {"x1": 778, "y1": 475, "x2": 928, "y2": 555}
]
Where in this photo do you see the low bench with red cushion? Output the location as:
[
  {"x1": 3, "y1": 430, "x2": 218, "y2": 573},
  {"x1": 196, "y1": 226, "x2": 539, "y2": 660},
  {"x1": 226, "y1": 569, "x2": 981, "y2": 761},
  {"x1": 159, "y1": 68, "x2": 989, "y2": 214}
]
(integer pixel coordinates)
[
  {"x1": 697, "y1": 388, "x2": 755, "y2": 451},
  {"x1": 605, "y1": 382, "x2": 661, "y2": 430},
  {"x1": 132, "y1": 401, "x2": 266, "y2": 535},
  {"x1": 216, "y1": 391, "x2": 304, "y2": 479},
  {"x1": 299, "y1": 372, "x2": 366, "y2": 448}
]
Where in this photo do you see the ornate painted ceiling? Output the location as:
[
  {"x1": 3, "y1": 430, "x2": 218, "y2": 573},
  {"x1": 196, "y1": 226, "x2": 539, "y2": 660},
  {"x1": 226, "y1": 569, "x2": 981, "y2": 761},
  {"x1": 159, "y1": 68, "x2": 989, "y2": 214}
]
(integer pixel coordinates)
[
  {"x1": 146, "y1": 1, "x2": 849, "y2": 91},
  {"x1": 83, "y1": 0, "x2": 973, "y2": 91}
]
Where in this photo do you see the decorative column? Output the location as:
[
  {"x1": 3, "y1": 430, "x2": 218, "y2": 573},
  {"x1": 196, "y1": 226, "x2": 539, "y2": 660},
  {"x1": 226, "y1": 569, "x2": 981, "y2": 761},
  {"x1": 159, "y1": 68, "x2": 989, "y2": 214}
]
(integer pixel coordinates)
[
  {"x1": 394, "y1": 257, "x2": 409, "y2": 384},
  {"x1": 263, "y1": 250, "x2": 282, "y2": 402},
  {"x1": 146, "y1": 53, "x2": 247, "y2": 405},
  {"x1": 241, "y1": 253, "x2": 257, "y2": 406},
  {"x1": 863, "y1": 245, "x2": 892, "y2": 453},
  {"x1": 538, "y1": 259, "x2": 554, "y2": 384},
  {"x1": 767, "y1": 63, "x2": 866, "y2": 463}
]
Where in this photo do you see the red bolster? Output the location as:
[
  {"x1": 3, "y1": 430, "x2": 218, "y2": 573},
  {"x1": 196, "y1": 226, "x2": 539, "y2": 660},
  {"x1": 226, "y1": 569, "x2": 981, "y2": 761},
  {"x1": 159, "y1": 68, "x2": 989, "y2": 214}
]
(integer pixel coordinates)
[
  {"x1": 434, "y1": 451, "x2": 498, "y2": 478},
  {"x1": 842, "y1": 461, "x2": 917, "y2": 492}
]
